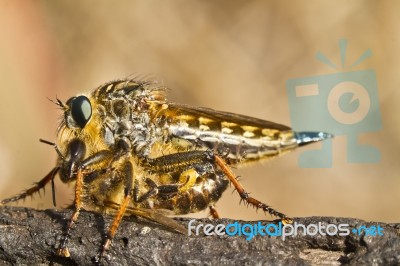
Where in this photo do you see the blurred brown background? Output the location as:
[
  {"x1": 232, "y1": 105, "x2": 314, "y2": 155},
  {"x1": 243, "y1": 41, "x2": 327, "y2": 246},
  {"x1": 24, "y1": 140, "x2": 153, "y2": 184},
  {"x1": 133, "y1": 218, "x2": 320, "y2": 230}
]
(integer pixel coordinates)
[{"x1": 0, "y1": 1, "x2": 398, "y2": 222}]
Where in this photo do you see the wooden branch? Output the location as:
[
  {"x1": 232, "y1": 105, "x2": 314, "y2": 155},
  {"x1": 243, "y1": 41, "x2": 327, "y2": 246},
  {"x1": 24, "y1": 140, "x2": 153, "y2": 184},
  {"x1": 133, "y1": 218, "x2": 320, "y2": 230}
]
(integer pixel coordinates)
[{"x1": 0, "y1": 206, "x2": 399, "y2": 265}]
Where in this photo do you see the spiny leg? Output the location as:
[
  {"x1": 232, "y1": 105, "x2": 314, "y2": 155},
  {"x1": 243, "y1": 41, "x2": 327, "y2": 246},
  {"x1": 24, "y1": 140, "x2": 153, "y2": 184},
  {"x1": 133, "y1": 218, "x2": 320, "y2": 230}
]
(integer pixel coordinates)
[
  {"x1": 146, "y1": 150, "x2": 230, "y2": 216},
  {"x1": 98, "y1": 161, "x2": 133, "y2": 260},
  {"x1": 57, "y1": 168, "x2": 84, "y2": 257},
  {"x1": 57, "y1": 145, "x2": 112, "y2": 257},
  {"x1": 1, "y1": 167, "x2": 59, "y2": 206},
  {"x1": 57, "y1": 149, "x2": 113, "y2": 258},
  {"x1": 144, "y1": 150, "x2": 216, "y2": 198},
  {"x1": 145, "y1": 150, "x2": 214, "y2": 173},
  {"x1": 214, "y1": 155, "x2": 291, "y2": 222}
]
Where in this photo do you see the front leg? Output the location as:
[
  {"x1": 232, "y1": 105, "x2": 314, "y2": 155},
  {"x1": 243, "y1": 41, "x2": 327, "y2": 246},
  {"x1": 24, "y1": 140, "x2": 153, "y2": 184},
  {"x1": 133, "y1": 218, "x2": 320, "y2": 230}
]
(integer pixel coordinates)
[
  {"x1": 0, "y1": 167, "x2": 59, "y2": 206},
  {"x1": 57, "y1": 149, "x2": 113, "y2": 257},
  {"x1": 57, "y1": 167, "x2": 84, "y2": 257}
]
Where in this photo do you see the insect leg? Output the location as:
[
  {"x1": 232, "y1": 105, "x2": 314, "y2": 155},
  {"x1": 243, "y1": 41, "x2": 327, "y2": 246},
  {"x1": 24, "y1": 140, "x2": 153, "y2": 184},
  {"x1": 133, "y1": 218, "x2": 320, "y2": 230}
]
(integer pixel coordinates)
[
  {"x1": 57, "y1": 149, "x2": 113, "y2": 257},
  {"x1": 80, "y1": 150, "x2": 113, "y2": 169},
  {"x1": 134, "y1": 178, "x2": 156, "y2": 202},
  {"x1": 146, "y1": 150, "x2": 230, "y2": 214},
  {"x1": 214, "y1": 155, "x2": 291, "y2": 222},
  {"x1": 57, "y1": 167, "x2": 84, "y2": 257},
  {"x1": 209, "y1": 206, "x2": 220, "y2": 219},
  {"x1": 134, "y1": 177, "x2": 184, "y2": 203},
  {"x1": 1, "y1": 167, "x2": 59, "y2": 206},
  {"x1": 99, "y1": 160, "x2": 133, "y2": 259},
  {"x1": 146, "y1": 150, "x2": 214, "y2": 173},
  {"x1": 144, "y1": 151, "x2": 214, "y2": 198}
]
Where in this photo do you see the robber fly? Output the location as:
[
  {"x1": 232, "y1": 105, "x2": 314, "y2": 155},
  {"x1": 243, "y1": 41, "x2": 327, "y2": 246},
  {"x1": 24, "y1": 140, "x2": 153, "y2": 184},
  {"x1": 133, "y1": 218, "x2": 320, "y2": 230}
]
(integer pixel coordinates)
[{"x1": 1, "y1": 78, "x2": 332, "y2": 261}]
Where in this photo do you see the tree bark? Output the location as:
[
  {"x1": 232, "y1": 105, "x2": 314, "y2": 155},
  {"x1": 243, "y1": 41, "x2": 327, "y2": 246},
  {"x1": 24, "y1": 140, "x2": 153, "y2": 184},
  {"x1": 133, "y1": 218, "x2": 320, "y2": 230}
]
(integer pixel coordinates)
[{"x1": 0, "y1": 206, "x2": 399, "y2": 265}]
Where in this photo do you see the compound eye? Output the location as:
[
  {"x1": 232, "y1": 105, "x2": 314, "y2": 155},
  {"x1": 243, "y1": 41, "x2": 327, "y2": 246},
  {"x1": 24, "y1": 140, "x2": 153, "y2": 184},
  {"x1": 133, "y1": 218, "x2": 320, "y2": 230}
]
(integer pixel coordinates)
[{"x1": 70, "y1": 96, "x2": 92, "y2": 128}]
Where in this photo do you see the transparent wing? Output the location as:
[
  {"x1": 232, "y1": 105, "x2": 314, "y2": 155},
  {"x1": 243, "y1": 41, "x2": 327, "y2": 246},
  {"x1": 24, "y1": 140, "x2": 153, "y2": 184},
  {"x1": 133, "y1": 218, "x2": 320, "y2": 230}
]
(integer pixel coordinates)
[{"x1": 105, "y1": 201, "x2": 187, "y2": 235}]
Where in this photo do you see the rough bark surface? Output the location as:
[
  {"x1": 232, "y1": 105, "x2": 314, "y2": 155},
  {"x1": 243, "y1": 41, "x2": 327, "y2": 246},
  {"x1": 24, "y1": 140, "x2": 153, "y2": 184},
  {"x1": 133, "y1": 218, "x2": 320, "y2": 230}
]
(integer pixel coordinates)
[{"x1": 0, "y1": 206, "x2": 399, "y2": 265}]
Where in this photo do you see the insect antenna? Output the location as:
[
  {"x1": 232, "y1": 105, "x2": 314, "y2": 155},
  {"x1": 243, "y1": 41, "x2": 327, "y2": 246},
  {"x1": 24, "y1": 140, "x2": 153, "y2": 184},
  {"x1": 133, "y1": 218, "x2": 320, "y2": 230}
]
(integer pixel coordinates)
[{"x1": 47, "y1": 96, "x2": 65, "y2": 108}]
